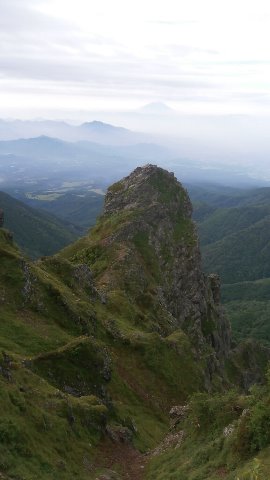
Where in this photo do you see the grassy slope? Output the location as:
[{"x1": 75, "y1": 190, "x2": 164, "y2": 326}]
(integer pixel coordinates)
[
  {"x1": 201, "y1": 215, "x2": 270, "y2": 283},
  {"x1": 0, "y1": 217, "x2": 206, "y2": 479},
  {"x1": 23, "y1": 191, "x2": 104, "y2": 231},
  {"x1": 222, "y1": 278, "x2": 270, "y2": 346},
  {"x1": 0, "y1": 229, "x2": 107, "y2": 479},
  {"x1": 1, "y1": 175, "x2": 270, "y2": 480},
  {"x1": 0, "y1": 191, "x2": 79, "y2": 258},
  {"x1": 146, "y1": 384, "x2": 270, "y2": 480},
  {"x1": 190, "y1": 186, "x2": 270, "y2": 347},
  {"x1": 198, "y1": 205, "x2": 270, "y2": 247},
  {"x1": 58, "y1": 177, "x2": 270, "y2": 478}
]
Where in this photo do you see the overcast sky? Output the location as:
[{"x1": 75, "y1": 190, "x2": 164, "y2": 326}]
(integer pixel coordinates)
[{"x1": 2, "y1": 0, "x2": 270, "y2": 120}]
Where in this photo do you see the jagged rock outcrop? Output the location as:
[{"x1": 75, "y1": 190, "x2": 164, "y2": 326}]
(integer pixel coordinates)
[{"x1": 88, "y1": 165, "x2": 231, "y2": 382}]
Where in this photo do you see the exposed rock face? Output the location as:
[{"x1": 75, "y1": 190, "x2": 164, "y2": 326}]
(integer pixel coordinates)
[{"x1": 102, "y1": 165, "x2": 231, "y2": 380}]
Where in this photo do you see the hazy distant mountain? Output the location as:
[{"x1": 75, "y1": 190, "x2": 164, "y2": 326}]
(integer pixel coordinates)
[
  {"x1": 0, "y1": 119, "x2": 147, "y2": 144},
  {"x1": 0, "y1": 134, "x2": 267, "y2": 191},
  {"x1": 80, "y1": 120, "x2": 128, "y2": 133},
  {"x1": 139, "y1": 102, "x2": 174, "y2": 114},
  {"x1": 0, "y1": 135, "x2": 75, "y2": 158},
  {"x1": 76, "y1": 141, "x2": 171, "y2": 161},
  {"x1": 77, "y1": 120, "x2": 147, "y2": 144},
  {"x1": 0, "y1": 135, "x2": 176, "y2": 189},
  {"x1": 0, "y1": 119, "x2": 72, "y2": 142}
]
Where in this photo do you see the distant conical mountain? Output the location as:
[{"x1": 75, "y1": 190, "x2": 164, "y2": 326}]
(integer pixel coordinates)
[{"x1": 139, "y1": 102, "x2": 174, "y2": 113}]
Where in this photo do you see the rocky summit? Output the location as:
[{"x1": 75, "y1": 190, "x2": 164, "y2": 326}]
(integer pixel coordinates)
[
  {"x1": 0, "y1": 165, "x2": 270, "y2": 480},
  {"x1": 90, "y1": 165, "x2": 231, "y2": 384}
]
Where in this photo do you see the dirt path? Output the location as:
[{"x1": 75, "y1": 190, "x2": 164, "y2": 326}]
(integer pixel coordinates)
[{"x1": 94, "y1": 439, "x2": 148, "y2": 480}]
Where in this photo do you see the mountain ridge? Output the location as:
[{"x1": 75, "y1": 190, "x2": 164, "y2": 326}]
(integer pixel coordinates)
[
  {"x1": 0, "y1": 165, "x2": 269, "y2": 479},
  {"x1": 0, "y1": 119, "x2": 146, "y2": 144}
]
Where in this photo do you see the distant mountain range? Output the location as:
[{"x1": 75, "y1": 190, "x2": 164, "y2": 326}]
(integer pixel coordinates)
[
  {"x1": 1, "y1": 117, "x2": 270, "y2": 187},
  {"x1": 0, "y1": 134, "x2": 266, "y2": 195},
  {"x1": 0, "y1": 135, "x2": 175, "y2": 190},
  {"x1": 0, "y1": 119, "x2": 147, "y2": 144}
]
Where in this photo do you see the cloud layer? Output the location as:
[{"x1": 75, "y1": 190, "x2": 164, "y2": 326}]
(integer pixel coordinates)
[{"x1": 1, "y1": 0, "x2": 270, "y2": 118}]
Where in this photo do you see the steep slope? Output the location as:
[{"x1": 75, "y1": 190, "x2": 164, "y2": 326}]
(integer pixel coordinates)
[
  {"x1": 0, "y1": 165, "x2": 234, "y2": 479},
  {"x1": 146, "y1": 380, "x2": 270, "y2": 480},
  {"x1": 0, "y1": 228, "x2": 109, "y2": 479},
  {"x1": 202, "y1": 216, "x2": 270, "y2": 283},
  {"x1": 0, "y1": 191, "x2": 79, "y2": 258},
  {"x1": 23, "y1": 190, "x2": 104, "y2": 232},
  {"x1": 189, "y1": 184, "x2": 270, "y2": 211},
  {"x1": 61, "y1": 165, "x2": 231, "y2": 385},
  {"x1": 198, "y1": 205, "x2": 270, "y2": 247},
  {"x1": 190, "y1": 186, "x2": 270, "y2": 346},
  {"x1": 1, "y1": 165, "x2": 269, "y2": 480},
  {"x1": 222, "y1": 278, "x2": 270, "y2": 346}
]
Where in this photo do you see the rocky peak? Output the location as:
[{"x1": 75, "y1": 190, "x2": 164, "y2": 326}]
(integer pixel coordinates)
[
  {"x1": 105, "y1": 164, "x2": 192, "y2": 218},
  {"x1": 93, "y1": 165, "x2": 231, "y2": 383}
]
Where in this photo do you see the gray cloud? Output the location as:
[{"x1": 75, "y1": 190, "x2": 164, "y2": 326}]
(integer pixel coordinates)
[
  {"x1": 0, "y1": 54, "x2": 215, "y2": 91},
  {"x1": 0, "y1": 0, "x2": 217, "y2": 99},
  {"x1": 0, "y1": 0, "x2": 269, "y2": 119},
  {"x1": 164, "y1": 45, "x2": 219, "y2": 56},
  {"x1": 148, "y1": 20, "x2": 198, "y2": 25}
]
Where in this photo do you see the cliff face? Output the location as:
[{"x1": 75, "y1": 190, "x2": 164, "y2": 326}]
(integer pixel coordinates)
[{"x1": 102, "y1": 165, "x2": 230, "y2": 371}]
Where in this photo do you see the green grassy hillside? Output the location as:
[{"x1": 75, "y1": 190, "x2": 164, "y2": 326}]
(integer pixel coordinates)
[
  {"x1": 222, "y1": 278, "x2": 270, "y2": 346},
  {"x1": 190, "y1": 185, "x2": 270, "y2": 348},
  {"x1": 21, "y1": 190, "x2": 104, "y2": 231},
  {"x1": 146, "y1": 380, "x2": 270, "y2": 480},
  {"x1": 0, "y1": 227, "x2": 174, "y2": 478},
  {"x1": 202, "y1": 216, "x2": 270, "y2": 283},
  {"x1": 0, "y1": 167, "x2": 212, "y2": 479},
  {"x1": 0, "y1": 191, "x2": 80, "y2": 258},
  {"x1": 198, "y1": 205, "x2": 270, "y2": 247}
]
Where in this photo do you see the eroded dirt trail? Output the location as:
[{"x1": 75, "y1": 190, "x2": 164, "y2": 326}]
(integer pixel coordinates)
[{"x1": 94, "y1": 439, "x2": 148, "y2": 480}]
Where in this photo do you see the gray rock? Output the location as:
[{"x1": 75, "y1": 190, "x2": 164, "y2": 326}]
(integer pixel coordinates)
[{"x1": 102, "y1": 165, "x2": 231, "y2": 382}]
